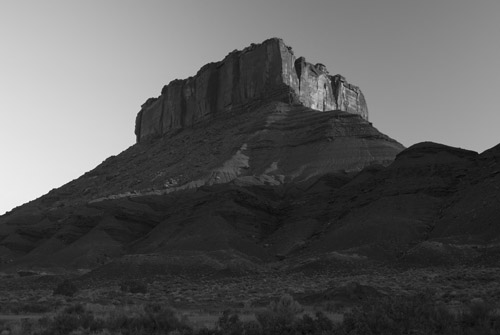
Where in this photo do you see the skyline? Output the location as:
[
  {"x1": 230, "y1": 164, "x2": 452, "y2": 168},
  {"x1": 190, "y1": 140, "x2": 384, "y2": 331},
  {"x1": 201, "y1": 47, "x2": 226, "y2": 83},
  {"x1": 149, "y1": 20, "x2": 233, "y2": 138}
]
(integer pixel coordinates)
[{"x1": 1, "y1": 0, "x2": 500, "y2": 215}]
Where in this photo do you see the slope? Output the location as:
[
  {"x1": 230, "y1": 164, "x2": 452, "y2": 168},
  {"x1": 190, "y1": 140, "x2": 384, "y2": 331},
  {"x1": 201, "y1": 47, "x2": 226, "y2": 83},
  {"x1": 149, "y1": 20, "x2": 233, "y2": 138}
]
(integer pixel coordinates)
[{"x1": 0, "y1": 102, "x2": 403, "y2": 271}]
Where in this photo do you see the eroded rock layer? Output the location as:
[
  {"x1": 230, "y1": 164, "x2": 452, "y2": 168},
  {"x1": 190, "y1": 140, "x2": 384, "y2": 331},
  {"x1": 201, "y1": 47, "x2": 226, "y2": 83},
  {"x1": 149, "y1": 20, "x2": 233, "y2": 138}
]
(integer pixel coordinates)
[
  {"x1": 4, "y1": 139, "x2": 500, "y2": 272},
  {"x1": 135, "y1": 38, "x2": 369, "y2": 142},
  {"x1": 0, "y1": 101, "x2": 404, "y2": 269}
]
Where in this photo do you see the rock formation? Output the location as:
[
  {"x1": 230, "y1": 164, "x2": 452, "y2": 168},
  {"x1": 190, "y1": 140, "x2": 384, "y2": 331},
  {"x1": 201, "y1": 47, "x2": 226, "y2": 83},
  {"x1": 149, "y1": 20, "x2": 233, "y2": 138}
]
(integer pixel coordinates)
[
  {"x1": 135, "y1": 38, "x2": 368, "y2": 142},
  {"x1": 0, "y1": 38, "x2": 435, "y2": 272},
  {"x1": 1, "y1": 38, "x2": 500, "y2": 314}
]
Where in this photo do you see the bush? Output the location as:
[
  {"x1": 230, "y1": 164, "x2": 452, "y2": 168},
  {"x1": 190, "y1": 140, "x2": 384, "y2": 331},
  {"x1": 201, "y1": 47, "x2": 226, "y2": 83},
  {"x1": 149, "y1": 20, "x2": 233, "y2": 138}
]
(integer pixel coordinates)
[
  {"x1": 256, "y1": 294, "x2": 303, "y2": 335},
  {"x1": 12, "y1": 302, "x2": 51, "y2": 314},
  {"x1": 105, "y1": 303, "x2": 192, "y2": 335},
  {"x1": 270, "y1": 294, "x2": 302, "y2": 314},
  {"x1": 215, "y1": 310, "x2": 262, "y2": 335},
  {"x1": 39, "y1": 304, "x2": 103, "y2": 335},
  {"x1": 120, "y1": 280, "x2": 148, "y2": 294},
  {"x1": 38, "y1": 303, "x2": 194, "y2": 335},
  {"x1": 340, "y1": 293, "x2": 500, "y2": 335},
  {"x1": 460, "y1": 299, "x2": 500, "y2": 334},
  {"x1": 31, "y1": 292, "x2": 500, "y2": 335},
  {"x1": 53, "y1": 279, "x2": 78, "y2": 297},
  {"x1": 293, "y1": 312, "x2": 336, "y2": 335},
  {"x1": 341, "y1": 293, "x2": 455, "y2": 335},
  {"x1": 216, "y1": 310, "x2": 243, "y2": 335}
]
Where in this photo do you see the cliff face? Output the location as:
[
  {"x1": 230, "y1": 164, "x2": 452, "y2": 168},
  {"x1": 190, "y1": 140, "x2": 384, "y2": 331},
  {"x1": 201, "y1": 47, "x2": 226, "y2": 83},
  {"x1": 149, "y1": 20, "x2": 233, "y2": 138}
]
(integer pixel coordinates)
[{"x1": 135, "y1": 38, "x2": 369, "y2": 142}]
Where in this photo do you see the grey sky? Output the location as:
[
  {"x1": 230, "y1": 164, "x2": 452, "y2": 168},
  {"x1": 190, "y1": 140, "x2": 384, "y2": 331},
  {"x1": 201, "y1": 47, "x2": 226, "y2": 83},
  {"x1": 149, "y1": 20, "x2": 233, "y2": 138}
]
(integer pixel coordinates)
[{"x1": 1, "y1": 0, "x2": 499, "y2": 214}]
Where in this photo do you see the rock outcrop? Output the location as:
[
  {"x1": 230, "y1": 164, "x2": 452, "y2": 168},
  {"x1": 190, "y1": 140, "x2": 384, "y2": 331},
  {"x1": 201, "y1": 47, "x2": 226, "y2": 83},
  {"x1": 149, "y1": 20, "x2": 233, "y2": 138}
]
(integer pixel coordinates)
[
  {"x1": 135, "y1": 38, "x2": 369, "y2": 142},
  {"x1": 2, "y1": 37, "x2": 439, "y2": 273}
]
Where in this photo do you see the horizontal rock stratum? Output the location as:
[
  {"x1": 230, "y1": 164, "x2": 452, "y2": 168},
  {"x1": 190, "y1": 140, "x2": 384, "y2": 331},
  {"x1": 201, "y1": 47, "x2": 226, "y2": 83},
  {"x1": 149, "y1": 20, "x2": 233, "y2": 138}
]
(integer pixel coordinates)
[{"x1": 135, "y1": 38, "x2": 368, "y2": 142}]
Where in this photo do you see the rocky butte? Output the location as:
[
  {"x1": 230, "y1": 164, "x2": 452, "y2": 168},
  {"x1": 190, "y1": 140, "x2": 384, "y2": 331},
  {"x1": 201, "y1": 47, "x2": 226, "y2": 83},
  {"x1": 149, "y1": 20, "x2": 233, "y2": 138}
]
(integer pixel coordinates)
[
  {"x1": 135, "y1": 38, "x2": 368, "y2": 142},
  {"x1": 1, "y1": 38, "x2": 500, "y2": 324},
  {"x1": 0, "y1": 38, "x2": 411, "y2": 270}
]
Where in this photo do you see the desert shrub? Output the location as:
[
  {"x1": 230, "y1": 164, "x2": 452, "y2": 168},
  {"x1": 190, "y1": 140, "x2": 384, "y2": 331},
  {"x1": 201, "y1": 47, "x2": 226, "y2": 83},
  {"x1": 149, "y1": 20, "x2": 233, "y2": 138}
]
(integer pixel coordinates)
[
  {"x1": 340, "y1": 293, "x2": 500, "y2": 335},
  {"x1": 105, "y1": 303, "x2": 192, "y2": 335},
  {"x1": 254, "y1": 298, "x2": 336, "y2": 335},
  {"x1": 241, "y1": 320, "x2": 262, "y2": 335},
  {"x1": 256, "y1": 311, "x2": 292, "y2": 335},
  {"x1": 11, "y1": 302, "x2": 51, "y2": 314},
  {"x1": 341, "y1": 293, "x2": 457, "y2": 335},
  {"x1": 120, "y1": 279, "x2": 148, "y2": 294},
  {"x1": 268, "y1": 294, "x2": 303, "y2": 318},
  {"x1": 53, "y1": 279, "x2": 78, "y2": 297},
  {"x1": 293, "y1": 311, "x2": 336, "y2": 335},
  {"x1": 194, "y1": 310, "x2": 260, "y2": 335},
  {"x1": 325, "y1": 301, "x2": 345, "y2": 313},
  {"x1": 37, "y1": 316, "x2": 52, "y2": 329},
  {"x1": 38, "y1": 303, "x2": 103, "y2": 335},
  {"x1": 36, "y1": 302, "x2": 193, "y2": 335},
  {"x1": 32, "y1": 293, "x2": 500, "y2": 335},
  {"x1": 215, "y1": 310, "x2": 262, "y2": 335},
  {"x1": 20, "y1": 317, "x2": 40, "y2": 335},
  {"x1": 216, "y1": 310, "x2": 243, "y2": 335},
  {"x1": 0, "y1": 320, "x2": 7, "y2": 333},
  {"x1": 256, "y1": 294, "x2": 303, "y2": 335},
  {"x1": 459, "y1": 299, "x2": 500, "y2": 335}
]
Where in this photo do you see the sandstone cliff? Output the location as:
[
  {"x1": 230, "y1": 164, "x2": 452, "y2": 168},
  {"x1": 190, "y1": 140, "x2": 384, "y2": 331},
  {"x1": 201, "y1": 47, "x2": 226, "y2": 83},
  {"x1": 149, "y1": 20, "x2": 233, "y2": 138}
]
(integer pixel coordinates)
[
  {"x1": 0, "y1": 38, "x2": 414, "y2": 271},
  {"x1": 135, "y1": 38, "x2": 369, "y2": 142}
]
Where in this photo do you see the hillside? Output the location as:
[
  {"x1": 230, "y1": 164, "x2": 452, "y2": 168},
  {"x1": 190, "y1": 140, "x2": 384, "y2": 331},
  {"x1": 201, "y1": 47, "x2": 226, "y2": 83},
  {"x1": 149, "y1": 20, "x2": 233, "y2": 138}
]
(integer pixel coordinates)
[{"x1": 1, "y1": 38, "x2": 499, "y2": 278}]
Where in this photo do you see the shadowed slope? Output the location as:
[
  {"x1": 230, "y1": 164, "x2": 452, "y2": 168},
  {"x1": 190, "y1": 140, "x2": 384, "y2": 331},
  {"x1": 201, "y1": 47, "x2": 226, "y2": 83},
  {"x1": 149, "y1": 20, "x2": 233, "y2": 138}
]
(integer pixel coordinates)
[
  {"x1": 1, "y1": 139, "x2": 500, "y2": 274},
  {"x1": 0, "y1": 102, "x2": 402, "y2": 270}
]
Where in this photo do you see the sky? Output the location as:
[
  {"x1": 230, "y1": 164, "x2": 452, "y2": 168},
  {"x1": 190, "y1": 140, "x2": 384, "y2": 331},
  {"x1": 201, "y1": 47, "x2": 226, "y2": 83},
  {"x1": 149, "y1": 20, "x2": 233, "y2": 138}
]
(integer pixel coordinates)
[{"x1": 1, "y1": 0, "x2": 499, "y2": 215}]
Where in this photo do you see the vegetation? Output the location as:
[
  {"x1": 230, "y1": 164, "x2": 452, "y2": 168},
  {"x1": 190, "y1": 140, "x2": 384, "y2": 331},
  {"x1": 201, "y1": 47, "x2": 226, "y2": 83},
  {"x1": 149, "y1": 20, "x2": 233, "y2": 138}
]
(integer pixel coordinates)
[
  {"x1": 343, "y1": 294, "x2": 500, "y2": 334},
  {"x1": 120, "y1": 280, "x2": 148, "y2": 294},
  {"x1": 36, "y1": 303, "x2": 191, "y2": 335},
  {"x1": 53, "y1": 279, "x2": 78, "y2": 297},
  {"x1": 0, "y1": 293, "x2": 496, "y2": 334}
]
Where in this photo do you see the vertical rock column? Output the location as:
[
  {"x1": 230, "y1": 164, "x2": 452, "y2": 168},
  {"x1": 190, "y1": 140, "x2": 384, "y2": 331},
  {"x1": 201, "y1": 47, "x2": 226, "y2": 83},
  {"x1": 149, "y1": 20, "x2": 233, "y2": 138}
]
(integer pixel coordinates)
[
  {"x1": 294, "y1": 57, "x2": 337, "y2": 111},
  {"x1": 331, "y1": 75, "x2": 368, "y2": 121}
]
